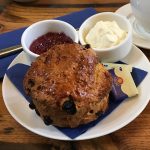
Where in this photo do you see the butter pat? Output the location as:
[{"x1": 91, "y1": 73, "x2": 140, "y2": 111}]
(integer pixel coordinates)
[
  {"x1": 103, "y1": 63, "x2": 132, "y2": 72},
  {"x1": 85, "y1": 21, "x2": 127, "y2": 49},
  {"x1": 109, "y1": 66, "x2": 138, "y2": 101}
]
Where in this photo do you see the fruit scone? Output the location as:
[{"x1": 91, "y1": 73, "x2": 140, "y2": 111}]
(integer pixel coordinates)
[{"x1": 23, "y1": 43, "x2": 112, "y2": 128}]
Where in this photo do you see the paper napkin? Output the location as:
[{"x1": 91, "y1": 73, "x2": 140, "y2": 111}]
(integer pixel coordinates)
[{"x1": 6, "y1": 63, "x2": 147, "y2": 139}]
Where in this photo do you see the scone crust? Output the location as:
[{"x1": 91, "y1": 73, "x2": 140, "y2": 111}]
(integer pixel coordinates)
[{"x1": 23, "y1": 43, "x2": 112, "y2": 128}]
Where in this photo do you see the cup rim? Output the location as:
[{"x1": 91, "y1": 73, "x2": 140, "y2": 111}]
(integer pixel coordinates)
[
  {"x1": 21, "y1": 19, "x2": 79, "y2": 58},
  {"x1": 79, "y1": 12, "x2": 132, "y2": 52}
]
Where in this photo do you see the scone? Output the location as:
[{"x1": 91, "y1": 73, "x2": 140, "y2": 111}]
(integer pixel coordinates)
[{"x1": 23, "y1": 43, "x2": 112, "y2": 128}]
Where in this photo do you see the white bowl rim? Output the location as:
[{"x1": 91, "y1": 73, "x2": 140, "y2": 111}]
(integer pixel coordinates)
[
  {"x1": 79, "y1": 12, "x2": 132, "y2": 52},
  {"x1": 21, "y1": 19, "x2": 79, "y2": 58}
]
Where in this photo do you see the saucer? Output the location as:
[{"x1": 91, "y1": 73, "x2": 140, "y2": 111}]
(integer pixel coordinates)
[{"x1": 116, "y1": 3, "x2": 150, "y2": 49}]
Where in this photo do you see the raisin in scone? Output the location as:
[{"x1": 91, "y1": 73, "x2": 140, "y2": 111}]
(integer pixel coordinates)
[{"x1": 23, "y1": 43, "x2": 112, "y2": 128}]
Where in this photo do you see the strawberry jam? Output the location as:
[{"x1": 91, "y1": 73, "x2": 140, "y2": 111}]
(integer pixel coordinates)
[{"x1": 30, "y1": 32, "x2": 73, "y2": 55}]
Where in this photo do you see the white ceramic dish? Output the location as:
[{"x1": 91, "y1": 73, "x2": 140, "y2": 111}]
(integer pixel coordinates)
[
  {"x1": 116, "y1": 3, "x2": 150, "y2": 49},
  {"x1": 21, "y1": 20, "x2": 78, "y2": 63},
  {"x1": 79, "y1": 12, "x2": 132, "y2": 62},
  {"x1": 2, "y1": 45, "x2": 150, "y2": 141}
]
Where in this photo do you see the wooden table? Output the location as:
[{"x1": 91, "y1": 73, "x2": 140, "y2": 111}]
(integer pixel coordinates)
[{"x1": 0, "y1": 0, "x2": 150, "y2": 149}]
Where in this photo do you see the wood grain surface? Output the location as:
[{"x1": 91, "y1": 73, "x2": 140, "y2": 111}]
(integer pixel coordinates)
[{"x1": 1, "y1": 0, "x2": 150, "y2": 150}]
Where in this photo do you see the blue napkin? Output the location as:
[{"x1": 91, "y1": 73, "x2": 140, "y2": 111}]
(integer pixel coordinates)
[
  {"x1": 0, "y1": 8, "x2": 97, "y2": 79},
  {"x1": 6, "y1": 63, "x2": 147, "y2": 139}
]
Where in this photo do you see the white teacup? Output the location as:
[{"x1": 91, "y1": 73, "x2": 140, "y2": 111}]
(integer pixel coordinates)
[{"x1": 130, "y1": 0, "x2": 150, "y2": 33}]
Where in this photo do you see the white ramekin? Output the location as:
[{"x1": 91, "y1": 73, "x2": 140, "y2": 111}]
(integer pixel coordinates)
[
  {"x1": 21, "y1": 20, "x2": 79, "y2": 63},
  {"x1": 79, "y1": 12, "x2": 132, "y2": 62}
]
